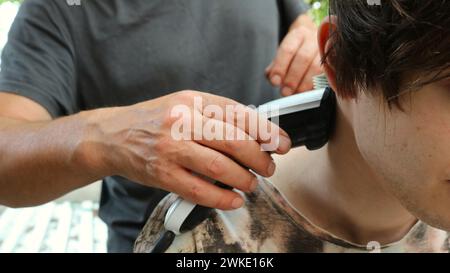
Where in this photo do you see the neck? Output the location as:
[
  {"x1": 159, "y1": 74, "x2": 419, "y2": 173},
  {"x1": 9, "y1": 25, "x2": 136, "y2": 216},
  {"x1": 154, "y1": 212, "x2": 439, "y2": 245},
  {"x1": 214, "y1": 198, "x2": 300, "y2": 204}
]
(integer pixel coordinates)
[{"x1": 277, "y1": 103, "x2": 417, "y2": 245}]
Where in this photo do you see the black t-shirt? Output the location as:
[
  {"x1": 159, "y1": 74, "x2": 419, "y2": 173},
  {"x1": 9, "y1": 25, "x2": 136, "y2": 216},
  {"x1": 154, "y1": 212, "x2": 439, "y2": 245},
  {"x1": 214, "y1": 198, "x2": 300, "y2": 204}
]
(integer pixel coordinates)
[{"x1": 0, "y1": 0, "x2": 308, "y2": 252}]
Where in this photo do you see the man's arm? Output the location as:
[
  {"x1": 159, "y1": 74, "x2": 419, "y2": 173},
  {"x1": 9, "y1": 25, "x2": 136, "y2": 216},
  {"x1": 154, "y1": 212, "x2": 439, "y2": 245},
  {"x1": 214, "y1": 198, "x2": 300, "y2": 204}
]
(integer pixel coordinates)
[
  {"x1": 0, "y1": 1, "x2": 286, "y2": 209},
  {"x1": 0, "y1": 93, "x2": 105, "y2": 207},
  {"x1": 0, "y1": 91, "x2": 291, "y2": 209}
]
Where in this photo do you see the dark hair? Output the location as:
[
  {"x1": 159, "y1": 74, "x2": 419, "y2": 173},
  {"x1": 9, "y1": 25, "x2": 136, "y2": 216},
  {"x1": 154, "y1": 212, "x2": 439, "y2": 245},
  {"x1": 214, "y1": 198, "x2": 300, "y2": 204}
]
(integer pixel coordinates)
[{"x1": 325, "y1": 0, "x2": 450, "y2": 106}]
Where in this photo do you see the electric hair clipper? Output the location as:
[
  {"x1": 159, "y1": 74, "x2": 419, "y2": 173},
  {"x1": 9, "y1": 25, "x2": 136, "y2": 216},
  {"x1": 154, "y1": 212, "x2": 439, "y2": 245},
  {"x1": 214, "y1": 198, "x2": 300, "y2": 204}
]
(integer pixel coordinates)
[{"x1": 151, "y1": 75, "x2": 336, "y2": 253}]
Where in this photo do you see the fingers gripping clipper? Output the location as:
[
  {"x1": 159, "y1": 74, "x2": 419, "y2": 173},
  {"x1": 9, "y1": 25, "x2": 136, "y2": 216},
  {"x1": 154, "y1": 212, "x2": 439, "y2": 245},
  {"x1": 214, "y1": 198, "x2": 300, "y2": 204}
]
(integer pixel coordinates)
[{"x1": 151, "y1": 75, "x2": 336, "y2": 253}]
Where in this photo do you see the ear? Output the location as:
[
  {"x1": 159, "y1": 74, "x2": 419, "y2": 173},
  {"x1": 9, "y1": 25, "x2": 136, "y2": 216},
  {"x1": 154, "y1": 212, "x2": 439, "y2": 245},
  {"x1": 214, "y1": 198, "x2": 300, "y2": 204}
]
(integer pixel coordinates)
[{"x1": 318, "y1": 15, "x2": 338, "y2": 93}]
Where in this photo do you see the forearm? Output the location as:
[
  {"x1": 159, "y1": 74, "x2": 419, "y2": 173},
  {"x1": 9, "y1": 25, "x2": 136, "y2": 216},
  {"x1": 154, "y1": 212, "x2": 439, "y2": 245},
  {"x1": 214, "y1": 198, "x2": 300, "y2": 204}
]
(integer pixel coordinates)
[{"x1": 0, "y1": 110, "x2": 108, "y2": 207}]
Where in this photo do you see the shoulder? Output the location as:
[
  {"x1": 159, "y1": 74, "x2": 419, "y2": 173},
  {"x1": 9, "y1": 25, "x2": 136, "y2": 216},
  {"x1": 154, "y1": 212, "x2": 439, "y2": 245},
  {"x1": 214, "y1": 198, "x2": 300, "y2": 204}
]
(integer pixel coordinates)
[
  {"x1": 13, "y1": 0, "x2": 73, "y2": 32},
  {"x1": 18, "y1": 0, "x2": 62, "y2": 14},
  {"x1": 403, "y1": 222, "x2": 450, "y2": 253}
]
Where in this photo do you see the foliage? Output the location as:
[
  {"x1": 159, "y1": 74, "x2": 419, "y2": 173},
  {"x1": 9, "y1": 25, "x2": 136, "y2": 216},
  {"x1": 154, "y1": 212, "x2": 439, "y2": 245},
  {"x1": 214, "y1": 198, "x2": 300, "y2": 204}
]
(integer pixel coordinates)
[{"x1": 305, "y1": 0, "x2": 329, "y2": 25}]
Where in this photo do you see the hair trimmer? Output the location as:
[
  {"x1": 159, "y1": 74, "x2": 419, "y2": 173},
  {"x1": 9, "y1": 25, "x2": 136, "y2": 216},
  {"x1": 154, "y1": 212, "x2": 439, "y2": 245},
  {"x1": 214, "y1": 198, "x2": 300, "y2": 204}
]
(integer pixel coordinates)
[{"x1": 151, "y1": 75, "x2": 336, "y2": 253}]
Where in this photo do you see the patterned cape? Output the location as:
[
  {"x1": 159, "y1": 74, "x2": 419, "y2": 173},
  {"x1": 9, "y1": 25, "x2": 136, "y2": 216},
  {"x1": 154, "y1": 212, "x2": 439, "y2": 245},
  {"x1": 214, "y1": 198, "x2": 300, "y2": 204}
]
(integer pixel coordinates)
[{"x1": 134, "y1": 177, "x2": 450, "y2": 253}]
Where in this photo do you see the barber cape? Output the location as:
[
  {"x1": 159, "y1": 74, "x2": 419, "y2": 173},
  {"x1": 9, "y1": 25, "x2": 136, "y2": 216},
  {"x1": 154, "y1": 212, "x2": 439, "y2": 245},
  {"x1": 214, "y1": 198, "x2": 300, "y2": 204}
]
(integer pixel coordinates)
[{"x1": 134, "y1": 177, "x2": 450, "y2": 253}]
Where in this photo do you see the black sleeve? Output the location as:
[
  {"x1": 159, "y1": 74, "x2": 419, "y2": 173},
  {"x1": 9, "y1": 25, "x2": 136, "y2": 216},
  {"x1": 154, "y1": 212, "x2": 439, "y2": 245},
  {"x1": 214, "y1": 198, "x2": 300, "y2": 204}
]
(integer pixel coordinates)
[
  {"x1": 0, "y1": 0, "x2": 78, "y2": 118},
  {"x1": 283, "y1": 0, "x2": 310, "y2": 24},
  {"x1": 278, "y1": 0, "x2": 311, "y2": 39}
]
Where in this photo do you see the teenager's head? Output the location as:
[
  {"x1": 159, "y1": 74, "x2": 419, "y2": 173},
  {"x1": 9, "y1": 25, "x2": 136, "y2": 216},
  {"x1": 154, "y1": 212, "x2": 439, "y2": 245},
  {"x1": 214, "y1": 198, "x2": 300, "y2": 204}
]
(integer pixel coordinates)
[{"x1": 318, "y1": 0, "x2": 450, "y2": 230}]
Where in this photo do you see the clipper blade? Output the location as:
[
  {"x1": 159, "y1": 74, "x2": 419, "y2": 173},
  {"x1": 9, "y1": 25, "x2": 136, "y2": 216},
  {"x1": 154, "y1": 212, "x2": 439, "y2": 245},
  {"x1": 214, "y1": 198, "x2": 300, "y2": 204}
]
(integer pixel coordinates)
[{"x1": 313, "y1": 74, "x2": 330, "y2": 90}]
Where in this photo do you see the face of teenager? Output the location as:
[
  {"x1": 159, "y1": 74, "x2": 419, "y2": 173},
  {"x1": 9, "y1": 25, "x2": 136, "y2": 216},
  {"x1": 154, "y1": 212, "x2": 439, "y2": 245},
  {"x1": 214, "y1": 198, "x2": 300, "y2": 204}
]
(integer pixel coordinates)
[
  {"x1": 318, "y1": 17, "x2": 450, "y2": 231},
  {"x1": 350, "y1": 77, "x2": 450, "y2": 231}
]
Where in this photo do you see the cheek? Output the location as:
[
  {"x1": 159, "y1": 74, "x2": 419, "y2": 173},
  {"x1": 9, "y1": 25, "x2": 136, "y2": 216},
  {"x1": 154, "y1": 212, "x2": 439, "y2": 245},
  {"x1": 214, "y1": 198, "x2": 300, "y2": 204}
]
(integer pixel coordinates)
[
  {"x1": 351, "y1": 93, "x2": 450, "y2": 229},
  {"x1": 351, "y1": 96, "x2": 438, "y2": 219},
  {"x1": 352, "y1": 96, "x2": 427, "y2": 190},
  {"x1": 402, "y1": 89, "x2": 450, "y2": 183}
]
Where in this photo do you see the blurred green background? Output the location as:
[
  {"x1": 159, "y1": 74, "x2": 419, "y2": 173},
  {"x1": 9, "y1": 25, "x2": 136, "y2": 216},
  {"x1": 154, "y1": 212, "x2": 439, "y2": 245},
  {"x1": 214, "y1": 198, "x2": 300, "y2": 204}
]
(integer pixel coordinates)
[{"x1": 305, "y1": 0, "x2": 329, "y2": 25}]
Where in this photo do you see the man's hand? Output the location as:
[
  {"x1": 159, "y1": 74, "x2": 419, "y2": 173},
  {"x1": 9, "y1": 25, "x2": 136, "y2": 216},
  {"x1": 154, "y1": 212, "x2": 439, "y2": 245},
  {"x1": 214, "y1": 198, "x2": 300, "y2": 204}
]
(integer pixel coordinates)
[
  {"x1": 266, "y1": 14, "x2": 322, "y2": 96},
  {"x1": 0, "y1": 91, "x2": 291, "y2": 209},
  {"x1": 80, "y1": 91, "x2": 292, "y2": 210}
]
